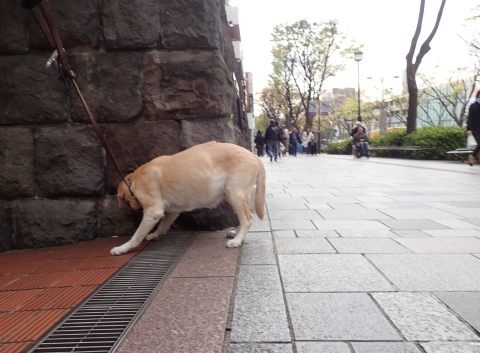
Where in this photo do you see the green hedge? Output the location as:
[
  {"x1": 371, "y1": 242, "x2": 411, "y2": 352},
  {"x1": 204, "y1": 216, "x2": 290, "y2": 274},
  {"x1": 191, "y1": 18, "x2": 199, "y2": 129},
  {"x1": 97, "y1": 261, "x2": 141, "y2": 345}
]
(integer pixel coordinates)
[
  {"x1": 325, "y1": 139, "x2": 352, "y2": 154},
  {"x1": 327, "y1": 126, "x2": 467, "y2": 160}
]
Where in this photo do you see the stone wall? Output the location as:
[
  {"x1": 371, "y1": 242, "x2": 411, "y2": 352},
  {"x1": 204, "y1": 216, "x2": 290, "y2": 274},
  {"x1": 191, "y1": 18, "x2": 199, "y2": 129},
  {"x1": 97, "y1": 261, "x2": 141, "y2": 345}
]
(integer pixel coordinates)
[{"x1": 0, "y1": 0, "x2": 248, "y2": 252}]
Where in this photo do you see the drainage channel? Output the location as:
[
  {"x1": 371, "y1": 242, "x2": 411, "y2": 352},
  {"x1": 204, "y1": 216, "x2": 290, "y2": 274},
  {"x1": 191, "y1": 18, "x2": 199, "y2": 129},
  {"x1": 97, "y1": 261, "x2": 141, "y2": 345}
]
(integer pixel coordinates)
[{"x1": 28, "y1": 234, "x2": 195, "y2": 353}]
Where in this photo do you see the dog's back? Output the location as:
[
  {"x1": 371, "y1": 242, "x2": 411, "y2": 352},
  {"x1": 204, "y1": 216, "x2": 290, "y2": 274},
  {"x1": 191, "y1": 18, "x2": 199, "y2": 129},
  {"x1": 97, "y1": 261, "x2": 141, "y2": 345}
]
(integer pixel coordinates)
[
  {"x1": 130, "y1": 141, "x2": 265, "y2": 216},
  {"x1": 112, "y1": 141, "x2": 266, "y2": 255}
]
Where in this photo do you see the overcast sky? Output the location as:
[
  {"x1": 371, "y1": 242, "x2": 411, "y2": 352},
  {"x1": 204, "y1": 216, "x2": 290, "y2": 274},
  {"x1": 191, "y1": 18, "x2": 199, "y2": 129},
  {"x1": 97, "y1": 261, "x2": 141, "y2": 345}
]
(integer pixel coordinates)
[{"x1": 231, "y1": 0, "x2": 478, "y2": 99}]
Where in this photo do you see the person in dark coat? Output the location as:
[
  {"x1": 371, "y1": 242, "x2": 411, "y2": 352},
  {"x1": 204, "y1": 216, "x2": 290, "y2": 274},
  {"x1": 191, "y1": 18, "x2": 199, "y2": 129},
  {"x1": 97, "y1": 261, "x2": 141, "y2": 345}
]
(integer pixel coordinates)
[
  {"x1": 289, "y1": 127, "x2": 301, "y2": 156},
  {"x1": 265, "y1": 119, "x2": 280, "y2": 162},
  {"x1": 467, "y1": 91, "x2": 480, "y2": 166},
  {"x1": 254, "y1": 131, "x2": 265, "y2": 157}
]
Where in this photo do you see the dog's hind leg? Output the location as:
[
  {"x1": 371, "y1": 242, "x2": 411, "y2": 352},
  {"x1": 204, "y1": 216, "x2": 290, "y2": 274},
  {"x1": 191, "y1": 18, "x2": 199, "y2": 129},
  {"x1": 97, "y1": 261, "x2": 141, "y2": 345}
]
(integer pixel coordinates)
[
  {"x1": 110, "y1": 208, "x2": 164, "y2": 255},
  {"x1": 146, "y1": 212, "x2": 180, "y2": 241},
  {"x1": 225, "y1": 194, "x2": 252, "y2": 248}
]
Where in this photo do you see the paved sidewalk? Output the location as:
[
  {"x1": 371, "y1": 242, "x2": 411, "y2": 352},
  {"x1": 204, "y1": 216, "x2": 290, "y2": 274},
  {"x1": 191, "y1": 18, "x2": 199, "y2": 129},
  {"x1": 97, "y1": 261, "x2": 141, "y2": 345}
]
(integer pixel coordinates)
[
  {"x1": 227, "y1": 154, "x2": 480, "y2": 353},
  {"x1": 2, "y1": 154, "x2": 480, "y2": 353}
]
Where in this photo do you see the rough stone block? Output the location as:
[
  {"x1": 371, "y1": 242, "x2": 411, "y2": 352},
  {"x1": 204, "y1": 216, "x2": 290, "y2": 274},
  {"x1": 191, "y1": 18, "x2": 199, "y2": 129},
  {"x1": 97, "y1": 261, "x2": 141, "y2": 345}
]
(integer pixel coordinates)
[
  {"x1": 159, "y1": 0, "x2": 223, "y2": 49},
  {"x1": 35, "y1": 124, "x2": 104, "y2": 197},
  {"x1": 0, "y1": 127, "x2": 34, "y2": 198},
  {"x1": 98, "y1": 196, "x2": 142, "y2": 238},
  {"x1": 14, "y1": 198, "x2": 97, "y2": 249},
  {"x1": 0, "y1": 1, "x2": 28, "y2": 54},
  {"x1": 182, "y1": 118, "x2": 236, "y2": 148},
  {"x1": 103, "y1": 0, "x2": 160, "y2": 49},
  {"x1": 0, "y1": 201, "x2": 14, "y2": 252},
  {"x1": 174, "y1": 201, "x2": 239, "y2": 231},
  {"x1": 104, "y1": 119, "x2": 182, "y2": 192},
  {"x1": 27, "y1": 0, "x2": 100, "y2": 49},
  {"x1": 143, "y1": 50, "x2": 233, "y2": 120},
  {"x1": 69, "y1": 51, "x2": 143, "y2": 123},
  {"x1": 0, "y1": 55, "x2": 69, "y2": 125}
]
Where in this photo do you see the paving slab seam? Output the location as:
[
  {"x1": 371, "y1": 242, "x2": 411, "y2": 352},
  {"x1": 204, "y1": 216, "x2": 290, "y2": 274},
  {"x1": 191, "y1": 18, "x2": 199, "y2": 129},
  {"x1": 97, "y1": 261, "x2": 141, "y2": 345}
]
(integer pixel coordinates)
[
  {"x1": 362, "y1": 254, "x2": 402, "y2": 291},
  {"x1": 271, "y1": 234, "x2": 299, "y2": 347},
  {"x1": 222, "y1": 246, "x2": 244, "y2": 353},
  {"x1": 430, "y1": 293, "x2": 480, "y2": 338},
  {"x1": 367, "y1": 292, "x2": 410, "y2": 342}
]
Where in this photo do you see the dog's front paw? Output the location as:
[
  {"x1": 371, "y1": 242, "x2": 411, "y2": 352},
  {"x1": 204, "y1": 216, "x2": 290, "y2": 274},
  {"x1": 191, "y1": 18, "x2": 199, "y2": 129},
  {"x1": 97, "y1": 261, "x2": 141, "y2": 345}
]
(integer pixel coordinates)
[
  {"x1": 226, "y1": 239, "x2": 242, "y2": 248},
  {"x1": 146, "y1": 233, "x2": 156, "y2": 241},
  {"x1": 226, "y1": 229, "x2": 236, "y2": 238},
  {"x1": 110, "y1": 246, "x2": 126, "y2": 256}
]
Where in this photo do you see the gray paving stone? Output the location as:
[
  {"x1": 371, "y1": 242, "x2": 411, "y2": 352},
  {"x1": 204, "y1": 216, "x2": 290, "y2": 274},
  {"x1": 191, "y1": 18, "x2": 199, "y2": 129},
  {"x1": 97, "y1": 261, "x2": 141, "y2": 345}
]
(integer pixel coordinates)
[
  {"x1": 432, "y1": 218, "x2": 480, "y2": 229},
  {"x1": 394, "y1": 237, "x2": 480, "y2": 253},
  {"x1": 230, "y1": 265, "x2": 291, "y2": 342},
  {"x1": 286, "y1": 293, "x2": 400, "y2": 340},
  {"x1": 272, "y1": 230, "x2": 296, "y2": 238},
  {"x1": 267, "y1": 198, "x2": 308, "y2": 209},
  {"x1": 317, "y1": 209, "x2": 393, "y2": 220},
  {"x1": 375, "y1": 202, "x2": 432, "y2": 209},
  {"x1": 380, "y1": 208, "x2": 461, "y2": 219},
  {"x1": 367, "y1": 254, "x2": 480, "y2": 291},
  {"x1": 392, "y1": 230, "x2": 430, "y2": 237},
  {"x1": 295, "y1": 342, "x2": 350, "y2": 353},
  {"x1": 289, "y1": 190, "x2": 335, "y2": 197},
  {"x1": 278, "y1": 254, "x2": 394, "y2": 292},
  {"x1": 466, "y1": 219, "x2": 480, "y2": 227},
  {"x1": 336, "y1": 229, "x2": 397, "y2": 237},
  {"x1": 230, "y1": 343, "x2": 293, "y2": 353},
  {"x1": 328, "y1": 204, "x2": 368, "y2": 210},
  {"x1": 380, "y1": 219, "x2": 447, "y2": 230},
  {"x1": 355, "y1": 195, "x2": 397, "y2": 203},
  {"x1": 445, "y1": 201, "x2": 480, "y2": 208},
  {"x1": 271, "y1": 219, "x2": 317, "y2": 230},
  {"x1": 312, "y1": 220, "x2": 390, "y2": 230},
  {"x1": 275, "y1": 238, "x2": 336, "y2": 254},
  {"x1": 351, "y1": 342, "x2": 421, "y2": 353},
  {"x1": 373, "y1": 292, "x2": 480, "y2": 341},
  {"x1": 420, "y1": 342, "x2": 480, "y2": 353},
  {"x1": 268, "y1": 209, "x2": 322, "y2": 220},
  {"x1": 305, "y1": 203, "x2": 333, "y2": 210},
  {"x1": 422, "y1": 229, "x2": 480, "y2": 237},
  {"x1": 329, "y1": 238, "x2": 411, "y2": 253},
  {"x1": 305, "y1": 196, "x2": 358, "y2": 204},
  {"x1": 434, "y1": 292, "x2": 480, "y2": 332},
  {"x1": 242, "y1": 233, "x2": 276, "y2": 265},
  {"x1": 386, "y1": 195, "x2": 448, "y2": 202},
  {"x1": 362, "y1": 202, "x2": 392, "y2": 209},
  {"x1": 441, "y1": 208, "x2": 480, "y2": 218},
  {"x1": 295, "y1": 229, "x2": 339, "y2": 238},
  {"x1": 250, "y1": 217, "x2": 271, "y2": 231}
]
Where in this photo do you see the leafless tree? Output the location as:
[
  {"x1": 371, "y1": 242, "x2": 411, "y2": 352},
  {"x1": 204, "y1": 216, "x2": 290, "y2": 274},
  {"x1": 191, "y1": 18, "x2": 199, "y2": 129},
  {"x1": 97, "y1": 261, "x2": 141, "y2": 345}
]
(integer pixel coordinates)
[{"x1": 405, "y1": 0, "x2": 446, "y2": 133}]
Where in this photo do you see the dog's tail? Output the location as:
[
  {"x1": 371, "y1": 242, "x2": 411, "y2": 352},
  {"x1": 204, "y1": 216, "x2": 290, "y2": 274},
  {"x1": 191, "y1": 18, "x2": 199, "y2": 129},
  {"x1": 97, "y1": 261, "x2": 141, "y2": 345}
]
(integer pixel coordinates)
[{"x1": 254, "y1": 158, "x2": 266, "y2": 220}]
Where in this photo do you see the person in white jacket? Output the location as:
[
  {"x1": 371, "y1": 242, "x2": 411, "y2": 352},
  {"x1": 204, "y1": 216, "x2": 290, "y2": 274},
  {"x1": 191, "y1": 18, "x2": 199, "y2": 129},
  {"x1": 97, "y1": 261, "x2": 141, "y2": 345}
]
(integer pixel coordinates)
[{"x1": 302, "y1": 128, "x2": 316, "y2": 155}]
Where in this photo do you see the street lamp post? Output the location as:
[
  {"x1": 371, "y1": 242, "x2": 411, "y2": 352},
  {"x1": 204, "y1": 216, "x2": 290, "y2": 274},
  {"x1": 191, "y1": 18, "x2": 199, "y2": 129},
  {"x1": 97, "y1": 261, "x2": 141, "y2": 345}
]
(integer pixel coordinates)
[
  {"x1": 354, "y1": 51, "x2": 363, "y2": 122},
  {"x1": 367, "y1": 75, "x2": 400, "y2": 135}
]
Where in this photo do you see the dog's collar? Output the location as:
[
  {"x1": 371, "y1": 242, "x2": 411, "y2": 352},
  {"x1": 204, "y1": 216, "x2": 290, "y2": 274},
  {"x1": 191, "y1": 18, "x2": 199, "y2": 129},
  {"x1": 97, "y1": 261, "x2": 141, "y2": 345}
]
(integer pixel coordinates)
[{"x1": 125, "y1": 179, "x2": 137, "y2": 200}]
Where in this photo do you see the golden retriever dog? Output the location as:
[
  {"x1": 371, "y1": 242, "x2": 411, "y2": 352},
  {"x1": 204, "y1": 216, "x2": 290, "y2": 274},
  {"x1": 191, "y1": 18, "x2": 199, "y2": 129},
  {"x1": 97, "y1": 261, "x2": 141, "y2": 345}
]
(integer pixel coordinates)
[{"x1": 110, "y1": 141, "x2": 266, "y2": 256}]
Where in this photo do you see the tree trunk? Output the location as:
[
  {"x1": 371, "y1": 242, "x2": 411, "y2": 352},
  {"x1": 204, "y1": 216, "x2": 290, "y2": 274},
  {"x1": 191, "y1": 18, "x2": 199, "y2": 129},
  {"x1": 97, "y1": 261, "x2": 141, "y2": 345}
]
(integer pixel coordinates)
[
  {"x1": 406, "y1": 65, "x2": 418, "y2": 133},
  {"x1": 405, "y1": 0, "x2": 446, "y2": 134}
]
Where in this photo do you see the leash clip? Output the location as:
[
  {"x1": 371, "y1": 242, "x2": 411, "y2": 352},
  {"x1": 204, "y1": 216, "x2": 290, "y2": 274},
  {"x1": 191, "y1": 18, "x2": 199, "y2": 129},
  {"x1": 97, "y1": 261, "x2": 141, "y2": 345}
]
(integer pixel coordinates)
[{"x1": 45, "y1": 49, "x2": 58, "y2": 68}]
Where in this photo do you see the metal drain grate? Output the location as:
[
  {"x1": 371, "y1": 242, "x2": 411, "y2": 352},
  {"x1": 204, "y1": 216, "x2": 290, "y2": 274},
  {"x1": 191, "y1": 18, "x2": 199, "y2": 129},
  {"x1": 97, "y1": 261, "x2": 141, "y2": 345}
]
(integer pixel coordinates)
[{"x1": 28, "y1": 235, "x2": 194, "y2": 353}]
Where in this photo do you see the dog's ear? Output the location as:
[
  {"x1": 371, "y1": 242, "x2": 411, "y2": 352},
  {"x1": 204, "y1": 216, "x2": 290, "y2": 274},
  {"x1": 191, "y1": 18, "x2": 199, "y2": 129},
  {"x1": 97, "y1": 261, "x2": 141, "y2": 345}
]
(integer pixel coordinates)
[
  {"x1": 117, "y1": 195, "x2": 128, "y2": 209},
  {"x1": 117, "y1": 181, "x2": 127, "y2": 208}
]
